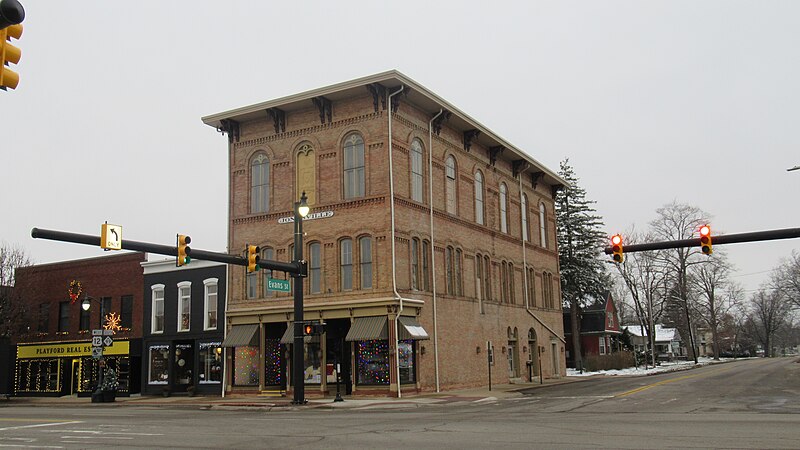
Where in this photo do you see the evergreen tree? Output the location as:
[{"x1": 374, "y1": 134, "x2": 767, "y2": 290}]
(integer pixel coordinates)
[{"x1": 555, "y1": 159, "x2": 609, "y2": 370}]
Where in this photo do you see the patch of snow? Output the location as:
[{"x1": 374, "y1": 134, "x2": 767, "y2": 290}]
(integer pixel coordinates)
[{"x1": 566, "y1": 357, "x2": 741, "y2": 377}]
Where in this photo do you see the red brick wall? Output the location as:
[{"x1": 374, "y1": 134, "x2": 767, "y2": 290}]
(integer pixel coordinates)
[{"x1": 14, "y1": 252, "x2": 146, "y2": 343}]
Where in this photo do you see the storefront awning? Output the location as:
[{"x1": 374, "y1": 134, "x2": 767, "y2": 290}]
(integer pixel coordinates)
[
  {"x1": 279, "y1": 326, "x2": 319, "y2": 344},
  {"x1": 345, "y1": 316, "x2": 388, "y2": 341},
  {"x1": 398, "y1": 316, "x2": 429, "y2": 340},
  {"x1": 221, "y1": 324, "x2": 259, "y2": 347}
]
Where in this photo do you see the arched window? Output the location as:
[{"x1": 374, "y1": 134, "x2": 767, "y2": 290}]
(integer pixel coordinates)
[
  {"x1": 445, "y1": 156, "x2": 457, "y2": 214},
  {"x1": 411, "y1": 139, "x2": 424, "y2": 203},
  {"x1": 509, "y1": 263, "x2": 515, "y2": 304},
  {"x1": 539, "y1": 203, "x2": 548, "y2": 248},
  {"x1": 499, "y1": 183, "x2": 508, "y2": 233},
  {"x1": 309, "y1": 242, "x2": 322, "y2": 294},
  {"x1": 251, "y1": 153, "x2": 270, "y2": 213},
  {"x1": 359, "y1": 236, "x2": 373, "y2": 289},
  {"x1": 455, "y1": 248, "x2": 463, "y2": 297},
  {"x1": 340, "y1": 238, "x2": 353, "y2": 291},
  {"x1": 445, "y1": 246, "x2": 454, "y2": 295},
  {"x1": 343, "y1": 133, "x2": 365, "y2": 199},
  {"x1": 261, "y1": 247, "x2": 274, "y2": 298},
  {"x1": 474, "y1": 171, "x2": 484, "y2": 225},
  {"x1": 521, "y1": 194, "x2": 529, "y2": 242},
  {"x1": 296, "y1": 143, "x2": 316, "y2": 205},
  {"x1": 422, "y1": 240, "x2": 431, "y2": 291}
]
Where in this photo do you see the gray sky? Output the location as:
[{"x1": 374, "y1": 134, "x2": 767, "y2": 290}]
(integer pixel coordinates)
[{"x1": 3, "y1": 1, "x2": 798, "y2": 296}]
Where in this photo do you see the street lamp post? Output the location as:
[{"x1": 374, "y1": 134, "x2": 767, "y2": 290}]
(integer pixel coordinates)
[
  {"x1": 292, "y1": 192, "x2": 310, "y2": 405},
  {"x1": 81, "y1": 295, "x2": 105, "y2": 395}
]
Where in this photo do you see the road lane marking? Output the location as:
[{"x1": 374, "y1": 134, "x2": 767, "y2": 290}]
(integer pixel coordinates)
[
  {"x1": 0, "y1": 421, "x2": 82, "y2": 432},
  {"x1": 615, "y1": 367, "x2": 733, "y2": 398}
]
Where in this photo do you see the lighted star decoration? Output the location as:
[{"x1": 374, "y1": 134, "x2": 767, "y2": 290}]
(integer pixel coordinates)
[{"x1": 103, "y1": 312, "x2": 122, "y2": 331}]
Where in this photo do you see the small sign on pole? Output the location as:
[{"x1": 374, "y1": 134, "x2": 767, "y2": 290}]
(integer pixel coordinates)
[
  {"x1": 267, "y1": 278, "x2": 291, "y2": 293},
  {"x1": 92, "y1": 347, "x2": 103, "y2": 359}
]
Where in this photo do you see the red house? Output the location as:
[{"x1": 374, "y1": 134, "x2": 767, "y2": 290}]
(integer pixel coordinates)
[{"x1": 563, "y1": 292, "x2": 622, "y2": 368}]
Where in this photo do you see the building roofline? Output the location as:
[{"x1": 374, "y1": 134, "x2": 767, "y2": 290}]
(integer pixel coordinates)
[{"x1": 201, "y1": 70, "x2": 567, "y2": 188}]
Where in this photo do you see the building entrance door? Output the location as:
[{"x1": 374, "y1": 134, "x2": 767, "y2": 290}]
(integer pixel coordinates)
[{"x1": 325, "y1": 319, "x2": 351, "y2": 395}]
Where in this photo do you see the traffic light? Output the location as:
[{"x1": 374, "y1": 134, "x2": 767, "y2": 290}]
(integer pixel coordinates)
[
  {"x1": 0, "y1": 0, "x2": 24, "y2": 91},
  {"x1": 303, "y1": 322, "x2": 313, "y2": 336},
  {"x1": 700, "y1": 225, "x2": 713, "y2": 255},
  {"x1": 246, "y1": 244, "x2": 260, "y2": 273},
  {"x1": 611, "y1": 234, "x2": 624, "y2": 263},
  {"x1": 177, "y1": 234, "x2": 191, "y2": 267}
]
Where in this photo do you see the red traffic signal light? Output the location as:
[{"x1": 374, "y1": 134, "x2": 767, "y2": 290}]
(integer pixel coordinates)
[
  {"x1": 700, "y1": 225, "x2": 713, "y2": 255},
  {"x1": 611, "y1": 234, "x2": 624, "y2": 263}
]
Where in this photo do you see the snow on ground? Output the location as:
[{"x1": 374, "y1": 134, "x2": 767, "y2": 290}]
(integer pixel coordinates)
[{"x1": 566, "y1": 357, "x2": 741, "y2": 377}]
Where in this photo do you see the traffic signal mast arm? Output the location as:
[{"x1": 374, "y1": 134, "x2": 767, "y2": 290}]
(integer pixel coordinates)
[
  {"x1": 603, "y1": 227, "x2": 800, "y2": 255},
  {"x1": 31, "y1": 227, "x2": 307, "y2": 276}
]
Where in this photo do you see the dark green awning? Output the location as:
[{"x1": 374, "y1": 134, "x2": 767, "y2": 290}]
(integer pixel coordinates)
[
  {"x1": 345, "y1": 316, "x2": 389, "y2": 341},
  {"x1": 221, "y1": 324, "x2": 259, "y2": 347}
]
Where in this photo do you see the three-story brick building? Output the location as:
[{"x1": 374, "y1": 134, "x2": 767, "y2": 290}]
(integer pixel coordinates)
[{"x1": 202, "y1": 71, "x2": 567, "y2": 397}]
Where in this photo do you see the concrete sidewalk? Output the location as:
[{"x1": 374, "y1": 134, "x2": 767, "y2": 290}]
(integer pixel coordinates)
[{"x1": 0, "y1": 377, "x2": 584, "y2": 411}]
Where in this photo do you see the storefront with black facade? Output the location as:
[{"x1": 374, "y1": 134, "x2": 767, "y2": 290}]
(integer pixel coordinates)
[{"x1": 141, "y1": 260, "x2": 226, "y2": 396}]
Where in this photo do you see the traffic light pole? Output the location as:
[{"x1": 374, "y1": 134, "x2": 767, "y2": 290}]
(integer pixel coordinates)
[
  {"x1": 291, "y1": 200, "x2": 306, "y2": 405},
  {"x1": 603, "y1": 227, "x2": 800, "y2": 255}
]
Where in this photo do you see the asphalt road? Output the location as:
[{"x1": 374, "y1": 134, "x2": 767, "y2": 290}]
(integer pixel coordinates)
[{"x1": 1, "y1": 357, "x2": 798, "y2": 449}]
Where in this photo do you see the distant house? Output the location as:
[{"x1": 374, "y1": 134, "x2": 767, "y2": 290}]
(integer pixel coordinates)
[
  {"x1": 623, "y1": 324, "x2": 685, "y2": 361},
  {"x1": 563, "y1": 292, "x2": 622, "y2": 368}
]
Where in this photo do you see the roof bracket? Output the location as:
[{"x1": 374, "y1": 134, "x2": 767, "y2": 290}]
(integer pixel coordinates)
[
  {"x1": 267, "y1": 108, "x2": 286, "y2": 134},
  {"x1": 312, "y1": 96, "x2": 332, "y2": 124},
  {"x1": 530, "y1": 171, "x2": 544, "y2": 189},
  {"x1": 551, "y1": 185, "x2": 563, "y2": 199},
  {"x1": 489, "y1": 146, "x2": 505, "y2": 166},
  {"x1": 390, "y1": 87, "x2": 408, "y2": 113},
  {"x1": 218, "y1": 119, "x2": 240, "y2": 144},
  {"x1": 431, "y1": 110, "x2": 451, "y2": 136},
  {"x1": 513, "y1": 160, "x2": 530, "y2": 178},
  {"x1": 463, "y1": 129, "x2": 481, "y2": 152},
  {"x1": 366, "y1": 83, "x2": 387, "y2": 112}
]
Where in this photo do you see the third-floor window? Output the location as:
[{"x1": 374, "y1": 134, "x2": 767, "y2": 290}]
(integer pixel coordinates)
[
  {"x1": 251, "y1": 153, "x2": 270, "y2": 213},
  {"x1": 343, "y1": 133, "x2": 365, "y2": 199}
]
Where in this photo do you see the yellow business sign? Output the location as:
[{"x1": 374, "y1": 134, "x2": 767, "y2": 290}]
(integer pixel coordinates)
[{"x1": 17, "y1": 340, "x2": 130, "y2": 359}]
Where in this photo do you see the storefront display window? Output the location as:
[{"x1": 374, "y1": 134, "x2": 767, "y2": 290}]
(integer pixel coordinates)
[
  {"x1": 398, "y1": 340, "x2": 416, "y2": 384},
  {"x1": 15, "y1": 359, "x2": 60, "y2": 393},
  {"x1": 198, "y1": 342, "x2": 222, "y2": 384},
  {"x1": 149, "y1": 345, "x2": 169, "y2": 384},
  {"x1": 234, "y1": 346, "x2": 259, "y2": 386},
  {"x1": 304, "y1": 342, "x2": 322, "y2": 384},
  {"x1": 264, "y1": 339, "x2": 282, "y2": 386},
  {"x1": 356, "y1": 340, "x2": 389, "y2": 385}
]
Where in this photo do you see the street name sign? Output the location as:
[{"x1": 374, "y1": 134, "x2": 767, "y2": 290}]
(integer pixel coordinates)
[{"x1": 268, "y1": 278, "x2": 291, "y2": 292}]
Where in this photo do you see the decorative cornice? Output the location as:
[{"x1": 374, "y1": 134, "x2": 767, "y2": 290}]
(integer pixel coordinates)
[
  {"x1": 431, "y1": 110, "x2": 451, "y2": 136},
  {"x1": 489, "y1": 146, "x2": 505, "y2": 167},
  {"x1": 219, "y1": 119, "x2": 240, "y2": 144},
  {"x1": 266, "y1": 108, "x2": 286, "y2": 134},
  {"x1": 233, "y1": 112, "x2": 381, "y2": 149},
  {"x1": 513, "y1": 159, "x2": 530, "y2": 178},
  {"x1": 530, "y1": 171, "x2": 544, "y2": 190},
  {"x1": 366, "y1": 83, "x2": 387, "y2": 112},
  {"x1": 320, "y1": 152, "x2": 337, "y2": 160},
  {"x1": 232, "y1": 196, "x2": 386, "y2": 225}
]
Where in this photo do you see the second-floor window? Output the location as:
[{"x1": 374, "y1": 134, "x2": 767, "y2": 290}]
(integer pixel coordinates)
[
  {"x1": 411, "y1": 238, "x2": 420, "y2": 290},
  {"x1": 121, "y1": 295, "x2": 133, "y2": 329},
  {"x1": 38, "y1": 303, "x2": 49, "y2": 332},
  {"x1": 360, "y1": 236, "x2": 372, "y2": 289},
  {"x1": 539, "y1": 203, "x2": 548, "y2": 248},
  {"x1": 151, "y1": 285, "x2": 164, "y2": 333},
  {"x1": 341, "y1": 238, "x2": 353, "y2": 291},
  {"x1": 79, "y1": 305, "x2": 90, "y2": 331},
  {"x1": 251, "y1": 153, "x2": 270, "y2": 213},
  {"x1": 261, "y1": 247, "x2": 274, "y2": 298},
  {"x1": 521, "y1": 194, "x2": 529, "y2": 242},
  {"x1": 204, "y1": 278, "x2": 218, "y2": 330},
  {"x1": 178, "y1": 282, "x2": 191, "y2": 332},
  {"x1": 58, "y1": 301, "x2": 70, "y2": 332},
  {"x1": 309, "y1": 242, "x2": 322, "y2": 294}
]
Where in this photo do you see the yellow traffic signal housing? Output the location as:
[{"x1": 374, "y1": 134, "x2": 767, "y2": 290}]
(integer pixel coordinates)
[
  {"x1": 0, "y1": 23, "x2": 23, "y2": 90},
  {"x1": 611, "y1": 234, "x2": 624, "y2": 263},
  {"x1": 246, "y1": 244, "x2": 260, "y2": 272},
  {"x1": 700, "y1": 225, "x2": 713, "y2": 255},
  {"x1": 177, "y1": 234, "x2": 191, "y2": 267}
]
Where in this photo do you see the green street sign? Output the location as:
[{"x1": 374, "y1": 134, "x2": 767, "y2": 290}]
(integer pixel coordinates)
[{"x1": 268, "y1": 278, "x2": 291, "y2": 293}]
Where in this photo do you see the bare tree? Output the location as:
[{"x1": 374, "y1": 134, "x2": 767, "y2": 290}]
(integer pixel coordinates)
[
  {"x1": 650, "y1": 201, "x2": 710, "y2": 363},
  {"x1": 747, "y1": 284, "x2": 792, "y2": 357},
  {"x1": 773, "y1": 251, "x2": 800, "y2": 309},
  {"x1": 613, "y1": 230, "x2": 666, "y2": 367},
  {"x1": 0, "y1": 242, "x2": 33, "y2": 339},
  {"x1": 690, "y1": 251, "x2": 740, "y2": 360}
]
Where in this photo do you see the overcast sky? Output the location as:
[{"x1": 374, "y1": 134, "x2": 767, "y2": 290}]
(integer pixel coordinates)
[{"x1": 3, "y1": 1, "x2": 798, "y2": 296}]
